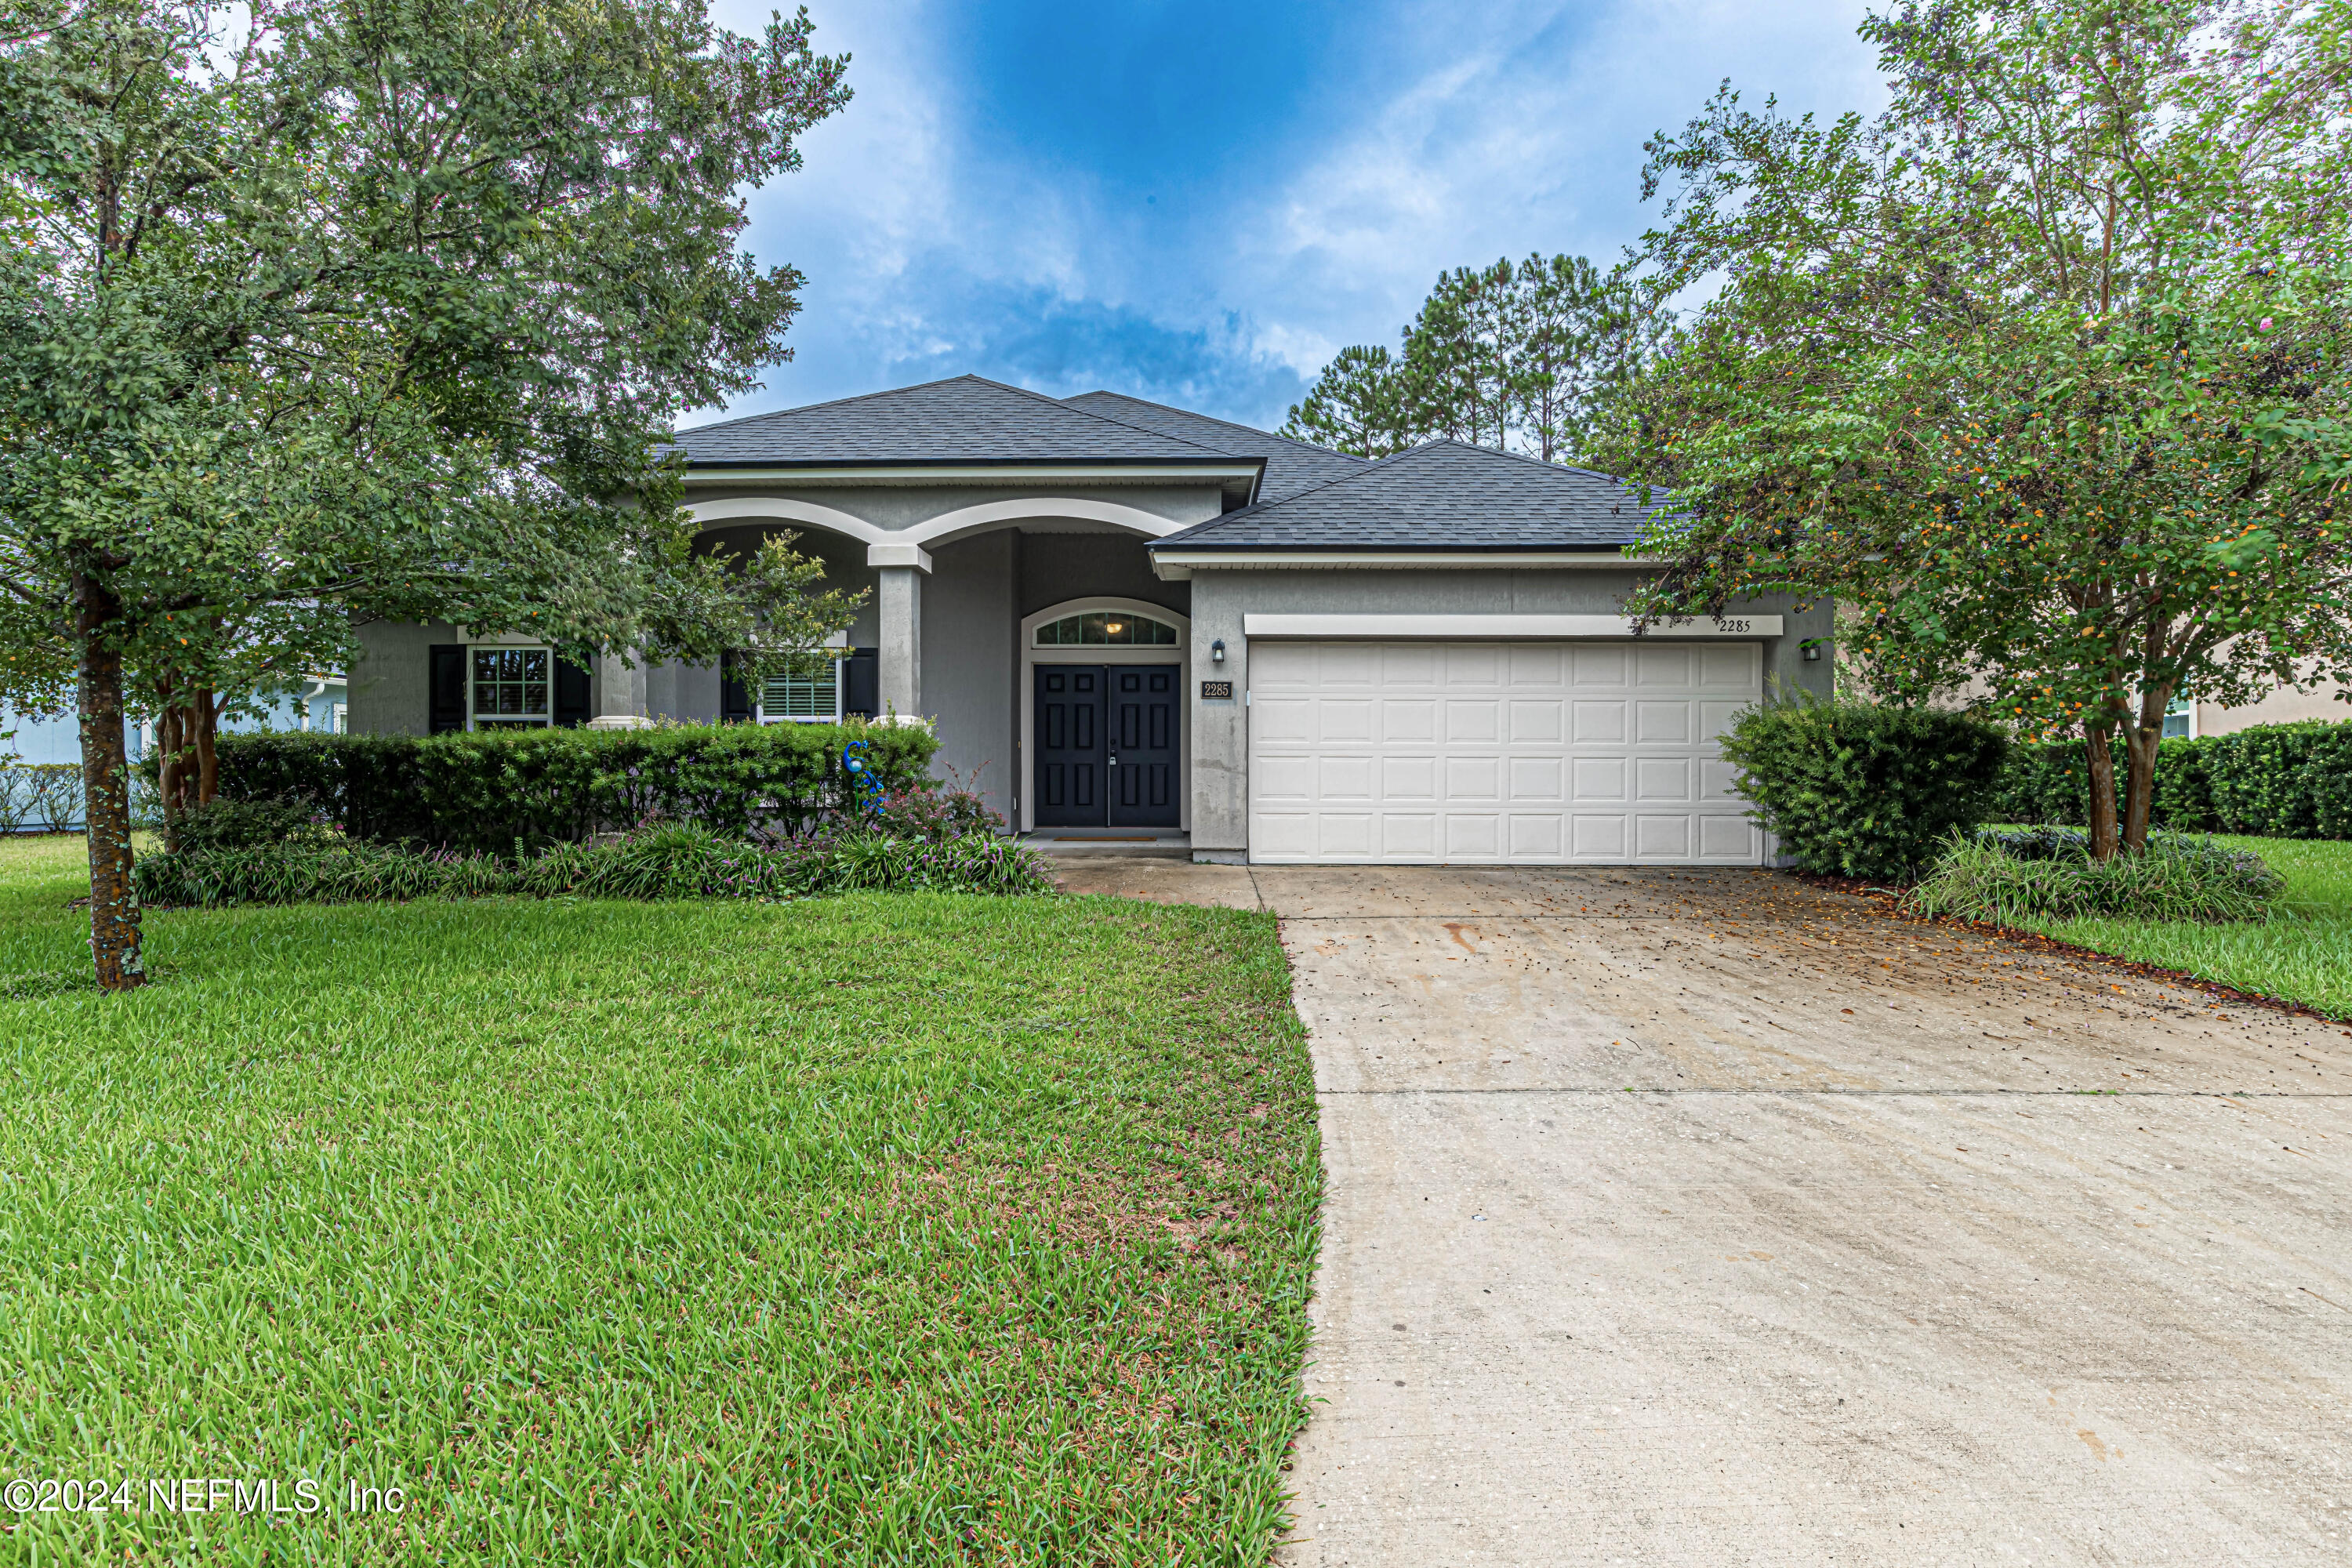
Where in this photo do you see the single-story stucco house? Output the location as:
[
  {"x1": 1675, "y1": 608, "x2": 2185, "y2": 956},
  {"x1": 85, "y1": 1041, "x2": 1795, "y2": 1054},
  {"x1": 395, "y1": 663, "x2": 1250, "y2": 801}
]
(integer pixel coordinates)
[{"x1": 349, "y1": 375, "x2": 1835, "y2": 865}]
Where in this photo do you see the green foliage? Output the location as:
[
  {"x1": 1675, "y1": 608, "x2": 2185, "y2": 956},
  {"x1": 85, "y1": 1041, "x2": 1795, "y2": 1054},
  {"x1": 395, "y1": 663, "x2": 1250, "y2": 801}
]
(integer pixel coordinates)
[
  {"x1": 1908, "y1": 829, "x2": 2283, "y2": 926},
  {"x1": 0, "y1": 837, "x2": 1316, "y2": 1562},
  {"x1": 133, "y1": 816, "x2": 1057, "y2": 908},
  {"x1": 209, "y1": 721, "x2": 942, "y2": 853},
  {"x1": 0, "y1": 762, "x2": 86, "y2": 835},
  {"x1": 1994, "y1": 719, "x2": 2352, "y2": 840},
  {"x1": 1604, "y1": 1, "x2": 2352, "y2": 856},
  {"x1": 1281, "y1": 252, "x2": 1664, "y2": 461},
  {"x1": 165, "y1": 795, "x2": 325, "y2": 852},
  {"x1": 1718, "y1": 697, "x2": 2010, "y2": 879}
]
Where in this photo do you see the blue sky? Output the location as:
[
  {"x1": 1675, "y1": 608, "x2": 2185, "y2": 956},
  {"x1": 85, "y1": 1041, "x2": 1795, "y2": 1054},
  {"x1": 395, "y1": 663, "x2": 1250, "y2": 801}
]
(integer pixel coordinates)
[{"x1": 702, "y1": 1, "x2": 1885, "y2": 430}]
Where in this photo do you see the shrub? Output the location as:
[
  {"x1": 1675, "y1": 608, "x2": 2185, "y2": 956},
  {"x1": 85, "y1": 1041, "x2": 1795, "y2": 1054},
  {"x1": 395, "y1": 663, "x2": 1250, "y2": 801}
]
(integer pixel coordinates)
[
  {"x1": 133, "y1": 821, "x2": 1055, "y2": 908},
  {"x1": 1718, "y1": 696, "x2": 2011, "y2": 880},
  {"x1": 1992, "y1": 717, "x2": 2352, "y2": 838},
  {"x1": 168, "y1": 796, "x2": 326, "y2": 852},
  {"x1": 206, "y1": 721, "x2": 942, "y2": 852},
  {"x1": 1907, "y1": 829, "x2": 2283, "y2": 926},
  {"x1": 0, "y1": 762, "x2": 86, "y2": 833}
]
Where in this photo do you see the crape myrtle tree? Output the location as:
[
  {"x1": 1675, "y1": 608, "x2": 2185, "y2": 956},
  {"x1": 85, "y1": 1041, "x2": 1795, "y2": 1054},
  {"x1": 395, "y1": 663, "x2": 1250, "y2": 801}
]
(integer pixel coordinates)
[
  {"x1": 1596, "y1": 0, "x2": 2352, "y2": 860},
  {"x1": 1282, "y1": 252, "x2": 1665, "y2": 461},
  {"x1": 0, "y1": 0, "x2": 860, "y2": 989}
]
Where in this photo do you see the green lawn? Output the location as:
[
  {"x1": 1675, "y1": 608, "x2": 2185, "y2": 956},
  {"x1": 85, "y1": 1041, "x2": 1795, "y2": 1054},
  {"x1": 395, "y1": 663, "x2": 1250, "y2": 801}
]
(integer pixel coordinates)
[
  {"x1": 0, "y1": 835, "x2": 1318, "y2": 1564},
  {"x1": 2010, "y1": 834, "x2": 2352, "y2": 1018}
]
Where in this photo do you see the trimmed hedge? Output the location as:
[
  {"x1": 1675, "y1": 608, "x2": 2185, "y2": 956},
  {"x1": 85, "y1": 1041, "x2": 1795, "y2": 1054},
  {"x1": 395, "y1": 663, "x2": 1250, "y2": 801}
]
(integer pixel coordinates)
[
  {"x1": 131, "y1": 820, "x2": 1055, "y2": 907},
  {"x1": 205, "y1": 722, "x2": 941, "y2": 854},
  {"x1": 1991, "y1": 717, "x2": 2352, "y2": 840},
  {"x1": 1719, "y1": 697, "x2": 2011, "y2": 880}
]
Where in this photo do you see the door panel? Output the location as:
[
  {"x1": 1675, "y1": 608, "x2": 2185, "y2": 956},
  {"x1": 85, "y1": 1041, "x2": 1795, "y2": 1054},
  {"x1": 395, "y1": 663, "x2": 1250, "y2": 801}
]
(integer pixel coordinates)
[
  {"x1": 1107, "y1": 665, "x2": 1180, "y2": 828},
  {"x1": 1033, "y1": 665, "x2": 1105, "y2": 826}
]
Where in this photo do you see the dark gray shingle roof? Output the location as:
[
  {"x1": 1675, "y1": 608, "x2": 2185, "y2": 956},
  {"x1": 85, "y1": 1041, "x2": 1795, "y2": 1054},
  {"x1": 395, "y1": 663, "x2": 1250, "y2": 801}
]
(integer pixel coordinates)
[
  {"x1": 673, "y1": 375, "x2": 1252, "y2": 467},
  {"x1": 1060, "y1": 390, "x2": 1367, "y2": 503},
  {"x1": 1153, "y1": 440, "x2": 1658, "y2": 552}
]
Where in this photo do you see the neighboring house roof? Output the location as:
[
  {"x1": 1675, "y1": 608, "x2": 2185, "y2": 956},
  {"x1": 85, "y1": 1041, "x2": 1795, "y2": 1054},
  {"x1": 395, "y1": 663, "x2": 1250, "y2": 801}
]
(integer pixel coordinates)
[
  {"x1": 1059, "y1": 390, "x2": 1368, "y2": 503},
  {"x1": 671, "y1": 374, "x2": 1257, "y2": 470},
  {"x1": 1153, "y1": 439, "x2": 1661, "y2": 552}
]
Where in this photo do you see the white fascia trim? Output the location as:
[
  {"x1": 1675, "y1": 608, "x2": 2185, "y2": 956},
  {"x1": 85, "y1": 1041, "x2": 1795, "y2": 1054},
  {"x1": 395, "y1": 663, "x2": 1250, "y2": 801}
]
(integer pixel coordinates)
[
  {"x1": 866, "y1": 542, "x2": 934, "y2": 572},
  {"x1": 1152, "y1": 550, "x2": 1662, "y2": 579},
  {"x1": 680, "y1": 464, "x2": 1260, "y2": 486},
  {"x1": 1240, "y1": 613, "x2": 1783, "y2": 639}
]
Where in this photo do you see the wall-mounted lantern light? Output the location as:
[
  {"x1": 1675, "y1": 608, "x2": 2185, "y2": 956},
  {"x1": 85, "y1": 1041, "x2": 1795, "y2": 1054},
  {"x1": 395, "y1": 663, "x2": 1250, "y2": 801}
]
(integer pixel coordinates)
[
  {"x1": 1802, "y1": 638, "x2": 1824, "y2": 662},
  {"x1": 1210, "y1": 638, "x2": 1226, "y2": 663}
]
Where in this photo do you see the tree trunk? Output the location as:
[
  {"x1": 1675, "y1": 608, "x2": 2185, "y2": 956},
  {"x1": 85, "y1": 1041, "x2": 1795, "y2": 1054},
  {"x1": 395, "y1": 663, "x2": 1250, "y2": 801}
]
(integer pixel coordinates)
[
  {"x1": 155, "y1": 699, "x2": 183, "y2": 847},
  {"x1": 195, "y1": 688, "x2": 220, "y2": 805},
  {"x1": 2083, "y1": 720, "x2": 2121, "y2": 862},
  {"x1": 74, "y1": 572, "x2": 145, "y2": 991},
  {"x1": 2121, "y1": 722, "x2": 2161, "y2": 853}
]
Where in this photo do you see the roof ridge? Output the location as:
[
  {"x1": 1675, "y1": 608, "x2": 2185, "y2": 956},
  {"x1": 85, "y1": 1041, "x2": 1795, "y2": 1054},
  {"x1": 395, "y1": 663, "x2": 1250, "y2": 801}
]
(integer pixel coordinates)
[
  {"x1": 960, "y1": 376, "x2": 1243, "y2": 459},
  {"x1": 1069, "y1": 390, "x2": 1372, "y2": 465},
  {"x1": 674, "y1": 373, "x2": 997, "y2": 437},
  {"x1": 1421, "y1": 434, "x2": 1642, "y2": 484}
]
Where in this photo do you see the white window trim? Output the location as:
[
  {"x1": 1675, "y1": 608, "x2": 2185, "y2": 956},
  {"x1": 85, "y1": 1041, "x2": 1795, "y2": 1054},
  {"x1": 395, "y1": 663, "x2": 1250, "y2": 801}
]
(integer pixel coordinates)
[
  {"x1": 467, "y1": 644, "x2": 556, "y2": 731},
  {"x1": 1018, "y1": 597, "x2": 1191, "y2": 835},
  {"x1": 754, "y1": 630, "x2": 852, "y2": 725}
]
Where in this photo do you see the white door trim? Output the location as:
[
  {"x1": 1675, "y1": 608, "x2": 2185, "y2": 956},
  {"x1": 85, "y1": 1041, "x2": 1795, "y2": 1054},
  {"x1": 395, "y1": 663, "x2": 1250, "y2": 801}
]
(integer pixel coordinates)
[
  {"x1": 1242, "y1": 612, "x2": 1781, "y2": 639},
  {"x1": 1018, "y1": 597, "x2": 1191, "y2": 834}
]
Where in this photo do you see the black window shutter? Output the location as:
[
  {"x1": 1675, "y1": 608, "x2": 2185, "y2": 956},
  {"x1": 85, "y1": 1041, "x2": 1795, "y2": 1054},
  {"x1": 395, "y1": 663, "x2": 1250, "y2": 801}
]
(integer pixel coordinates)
[
  {"x1": 429, "y1": 644, "x2": 466, "y2": 734},
  {"x1": 554, "y1": 659, "x2": 591, "y2": 728},
  {"x1": 720, "y1": 651, "x2": 752, "y2": 723},
  {"x1": 842, "y1": 648, "x2": 878, "y2": 720}
]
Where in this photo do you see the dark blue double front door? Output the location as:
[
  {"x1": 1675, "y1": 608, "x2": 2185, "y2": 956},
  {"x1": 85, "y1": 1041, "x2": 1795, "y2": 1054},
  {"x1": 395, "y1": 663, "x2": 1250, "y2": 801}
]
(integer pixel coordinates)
[{"x1": 1033, "y1": 664, "x2": 1179, "y2": 828}]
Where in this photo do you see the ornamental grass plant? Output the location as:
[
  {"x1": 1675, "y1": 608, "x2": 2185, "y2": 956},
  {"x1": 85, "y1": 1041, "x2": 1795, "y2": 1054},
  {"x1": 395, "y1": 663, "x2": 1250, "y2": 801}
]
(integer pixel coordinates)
[{"x1": 1907, "y1": 827, "x2": 2283, "y2": 926}]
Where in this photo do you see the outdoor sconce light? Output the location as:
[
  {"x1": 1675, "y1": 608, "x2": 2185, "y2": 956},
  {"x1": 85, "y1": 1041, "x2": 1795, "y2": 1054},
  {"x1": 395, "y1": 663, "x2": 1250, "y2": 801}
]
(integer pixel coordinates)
[
  {"x1": 1210, "y1": 638, "x2": 1226, "y2": 663},
  {"x1": 1802, "y1": 639, "x2": 1824, "y2": 662}
]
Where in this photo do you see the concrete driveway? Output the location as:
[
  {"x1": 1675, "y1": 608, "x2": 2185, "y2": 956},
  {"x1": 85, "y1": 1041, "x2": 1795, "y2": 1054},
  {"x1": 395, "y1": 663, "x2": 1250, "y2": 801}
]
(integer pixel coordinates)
[{"x1": 1054, "y1": 859, "x2": 2352, "y2": 1565}]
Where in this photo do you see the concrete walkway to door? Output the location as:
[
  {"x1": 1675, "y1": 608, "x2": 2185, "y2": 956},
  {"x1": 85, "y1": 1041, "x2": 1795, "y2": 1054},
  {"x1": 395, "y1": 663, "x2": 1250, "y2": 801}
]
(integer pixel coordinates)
[{"x1": 1050, "y1": 858, "x2": 2352, "y2": 1566}]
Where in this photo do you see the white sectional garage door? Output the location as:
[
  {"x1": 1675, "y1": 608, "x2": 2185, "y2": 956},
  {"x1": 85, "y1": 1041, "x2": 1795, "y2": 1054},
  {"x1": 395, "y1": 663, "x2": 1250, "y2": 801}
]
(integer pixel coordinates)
[{"x1": 1247, "y1": 640, "x2": 1762, "y2": 865}]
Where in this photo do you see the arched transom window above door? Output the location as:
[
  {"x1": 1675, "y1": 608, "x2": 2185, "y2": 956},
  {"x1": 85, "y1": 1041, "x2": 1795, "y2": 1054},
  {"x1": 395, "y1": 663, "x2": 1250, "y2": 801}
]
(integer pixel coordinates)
[{"x1": 1033, "y1": 611, "x2": 1178, "y2": 646}]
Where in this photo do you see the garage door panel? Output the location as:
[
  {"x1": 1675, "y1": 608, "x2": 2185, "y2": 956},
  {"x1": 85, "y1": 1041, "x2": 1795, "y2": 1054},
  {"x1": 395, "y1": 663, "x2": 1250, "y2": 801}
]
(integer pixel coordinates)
[
  {"x1": 1572, "y1": 644, "x2": 1628, "y2": 686},
  {"x1": 1508, "y1": 644, "x2": 1566, "y2": 685},
  {"x1": 1248, "y1": 641, "x2": 1762, "y2": 866},
  {"x1": 1443, "y1": 755, "x2": 1502, "y2": 801},
  {"x1": 1381, "y1": 754, "x2": 1439, "y2": 800},
  {"x1": 1572, "y1": 813, "x2": 1628, "y2": 858},
  {"x1": 1444, "y1": 699, "x2": 1501, "y2": 743},
  {"x1": 1380, "y1": 814, "x2": 1436, "y2": 858},
  {"x1": 1507, "y1": 700, "x2": 1564, "y2": 742},
  {"x1": 1636, "y1": 701, "x2": 1696, "y2": 744},
  {"x1": 1381, "y1": 699, "x2": 1438, "y2": 742},
  {"x1": 1444, "y1": 814, "x2": 1501, "y2": 857},
  {"x1": 1635, "y1": 814, "x2": 1693, "y2": 858},
  {"x1": 1318, "y1": 699, "x2": 1374, "y2": 743},
  {"x1": 1507, "y1": 814, "x2": 1563, "y2": 858},
  {"x1": 1573, "y1": 757, "x2": 1628, "y2": 800},
  {"x1": 1573, "y1": 700, "x2": 1628, "y2": 743},
  {"x1": 1318, "y1": 754, "x2": 1375, "y2": 800},
  {"x1": 1508, "y1": 757, "x2": 1565, "y2": 802},
  {"x1": 1443, "y1": 644, "x2": 1503, "y2": 686},
  {"x1": 1635, "y1": 757, "x2": 1694, "y2": 801},
  {"x1": 1635, "y1": 644, "x2": 1697, "y2": 686},
  {"x1": 1700, "y1": 815, "x2": 1759, "y2": 858}
]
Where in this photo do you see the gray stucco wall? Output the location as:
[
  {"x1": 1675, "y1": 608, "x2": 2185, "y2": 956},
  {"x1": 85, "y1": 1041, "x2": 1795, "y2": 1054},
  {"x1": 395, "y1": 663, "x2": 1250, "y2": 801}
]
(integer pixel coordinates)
[
  {"x1": 1181, "y1": 568, "x2": 1835, "y2": 855},
  {"x1": 350, "y1": 618, "x2": 455, "y2": 737}
]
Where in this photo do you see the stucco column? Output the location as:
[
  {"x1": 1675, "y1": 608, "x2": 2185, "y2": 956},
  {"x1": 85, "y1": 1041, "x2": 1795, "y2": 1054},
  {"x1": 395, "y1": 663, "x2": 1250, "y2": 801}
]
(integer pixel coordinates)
[
  {"x1": 875, "y1": 558, "x2": 927, "y2": 719},
  {"x1": 590, "y1": 651, "x2": 652, "y2": 729}
]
